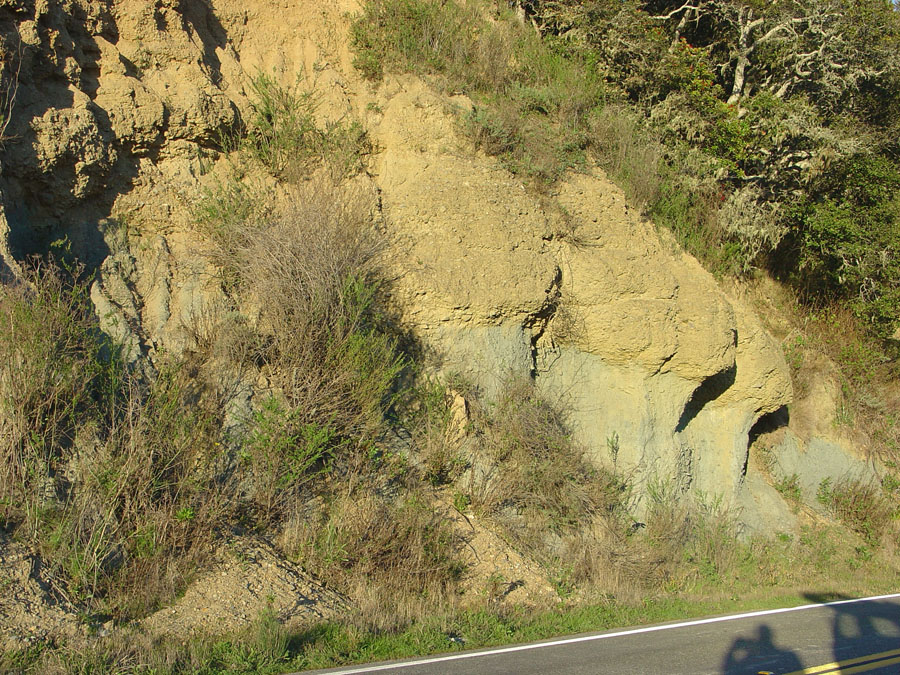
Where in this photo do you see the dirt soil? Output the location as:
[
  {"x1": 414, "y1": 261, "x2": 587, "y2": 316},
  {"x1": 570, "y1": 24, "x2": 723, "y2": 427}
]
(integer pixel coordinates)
[
  {"x1": 0, "y1": 534, "x2": 82, "y2": 651},
  {"x1": 142, "y1": 536, "x2": 345, "y2": 637}
]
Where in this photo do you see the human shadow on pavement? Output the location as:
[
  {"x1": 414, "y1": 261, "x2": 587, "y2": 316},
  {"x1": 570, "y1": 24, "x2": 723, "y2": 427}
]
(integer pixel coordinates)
[
  {"x1": 804, "y1": 593, "x2": 900, "y2": 665},
  {"x1": 722, "y1": 624, "x2": 803, "y2": 674}
]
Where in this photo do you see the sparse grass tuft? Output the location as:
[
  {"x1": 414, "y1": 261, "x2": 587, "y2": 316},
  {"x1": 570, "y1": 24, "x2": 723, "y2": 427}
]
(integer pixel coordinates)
[
  {"x1": 774, "y1": 473, "x2": 802, "y2": 504},
  {"x1": 817, "y1": 477, "x2": 894, "y2": 546},
  {"x1": 244, "y1": 72, "x2": 373, "y2": 181}
]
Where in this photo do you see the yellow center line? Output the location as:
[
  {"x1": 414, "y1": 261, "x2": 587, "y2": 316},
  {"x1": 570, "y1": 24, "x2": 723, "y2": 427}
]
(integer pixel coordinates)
[
  {"x1": 842, "y1": 655, "x2": 900, "y2": 674},
  {"x1": 784, "y1": 648, "x2": 900, "y2": 675}
]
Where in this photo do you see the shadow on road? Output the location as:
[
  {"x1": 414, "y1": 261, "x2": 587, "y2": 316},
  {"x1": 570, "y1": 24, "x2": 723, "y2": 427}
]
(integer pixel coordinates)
[
  {"x1": 722, "y1": 624, "x2": 803, "y2": 674},
  {"x1": 804, "y1": 592, "x2": 900, "y2": 666}
]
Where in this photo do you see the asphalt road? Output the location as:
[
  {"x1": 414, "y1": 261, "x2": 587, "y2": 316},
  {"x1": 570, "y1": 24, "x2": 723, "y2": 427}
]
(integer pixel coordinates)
[{"x1": 302, "y1": 593, "x2": 900, "y2": 675}]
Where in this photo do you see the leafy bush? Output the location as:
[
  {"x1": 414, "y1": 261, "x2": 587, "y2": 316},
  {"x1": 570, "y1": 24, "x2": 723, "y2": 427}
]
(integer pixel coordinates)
[
  {"x1": 794, "y1": 154, "x2": 900, "y2": 338},
  {"x1": 242, "y1": 396, "x2": 339, "y2": 520}
]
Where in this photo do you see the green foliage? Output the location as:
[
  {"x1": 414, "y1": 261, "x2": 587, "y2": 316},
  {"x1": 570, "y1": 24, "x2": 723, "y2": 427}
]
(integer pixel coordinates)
[
  {"x1": 238, "y1": 72, "x2": 373, "y2": 180},
  {"x1": 245, "y1": 72, "x2": 319, "y2": 175},
  {"x1": 795, "y1": 154, "x2": 900, "y2": 338},
  {"x1": 243, "y1": 396, "x2": 337, "y2": 518},
  {"x1": 774, "y1": 473, "x2": 802, "y2": 503}
]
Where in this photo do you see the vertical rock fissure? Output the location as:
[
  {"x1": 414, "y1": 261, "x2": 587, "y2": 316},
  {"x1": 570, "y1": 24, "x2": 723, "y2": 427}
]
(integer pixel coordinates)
[{"x1": 526, "y1": 265, "x2": 562, "y2": 378}]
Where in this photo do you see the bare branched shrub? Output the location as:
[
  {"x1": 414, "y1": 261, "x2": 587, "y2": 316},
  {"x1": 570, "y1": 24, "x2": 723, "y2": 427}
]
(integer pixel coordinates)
[
  {"x1": 467, "y1": 378, "x2": 620, "y2": 525},
  {"x1": 238, "y1": 181, "x2": 403, "y2": 444}
]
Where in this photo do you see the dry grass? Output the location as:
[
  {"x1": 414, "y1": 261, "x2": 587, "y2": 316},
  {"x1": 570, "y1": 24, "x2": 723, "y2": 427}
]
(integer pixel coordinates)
[
  {"x1": 0, "y1": 263, "x2": 224, "y2": 616},
  {"x1": 0, "y1": 263, "x2": 104, "y2": 534},
  {"x1": 281, "y1": 488, "x2": 465, "y2": 631},
  {"x1": 352, "y1": 0, "x2": 603, "y2": 184}
]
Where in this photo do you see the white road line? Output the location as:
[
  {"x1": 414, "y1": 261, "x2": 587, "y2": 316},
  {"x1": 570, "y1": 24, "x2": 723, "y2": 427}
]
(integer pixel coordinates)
[{"x1": 312, "y1": 592, "x2": 900, "y2": 674}]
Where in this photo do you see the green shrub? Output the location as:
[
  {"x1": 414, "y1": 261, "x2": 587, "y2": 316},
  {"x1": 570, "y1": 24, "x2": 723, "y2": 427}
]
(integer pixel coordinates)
[
  {"x1": 242, "y1": 396, "x2": 339, "y2": 520},
  {"x1": 0, "y1": 261, "x2": 115, "y2": 534},
  {"x1": 245, "y1": 72, "x2": 319, "y2": 176},
  {"x1": 795, "y1": 154, "x2": 900, "y2": 339},
  {"x1": 643, "y1": 479, "x2": 739, "y2": 587},
  {"x1": 237, "y1": 72, "x2": 373, "y2": 181}
]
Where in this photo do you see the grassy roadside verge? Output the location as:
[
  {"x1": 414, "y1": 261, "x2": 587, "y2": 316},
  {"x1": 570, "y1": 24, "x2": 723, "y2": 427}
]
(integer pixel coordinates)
[{"x1": 4, "y1": 581, "x2": 898, "y2": 674}]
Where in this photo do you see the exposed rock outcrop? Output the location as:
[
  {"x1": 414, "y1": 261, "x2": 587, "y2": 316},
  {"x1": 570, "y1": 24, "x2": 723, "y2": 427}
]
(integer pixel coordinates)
[
  {"x1": 0, "y1": 0, "x2": 874, "y2": 534},
  {"x1": 371, "y1": 79, "x2": 792, "y2": 502}
]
